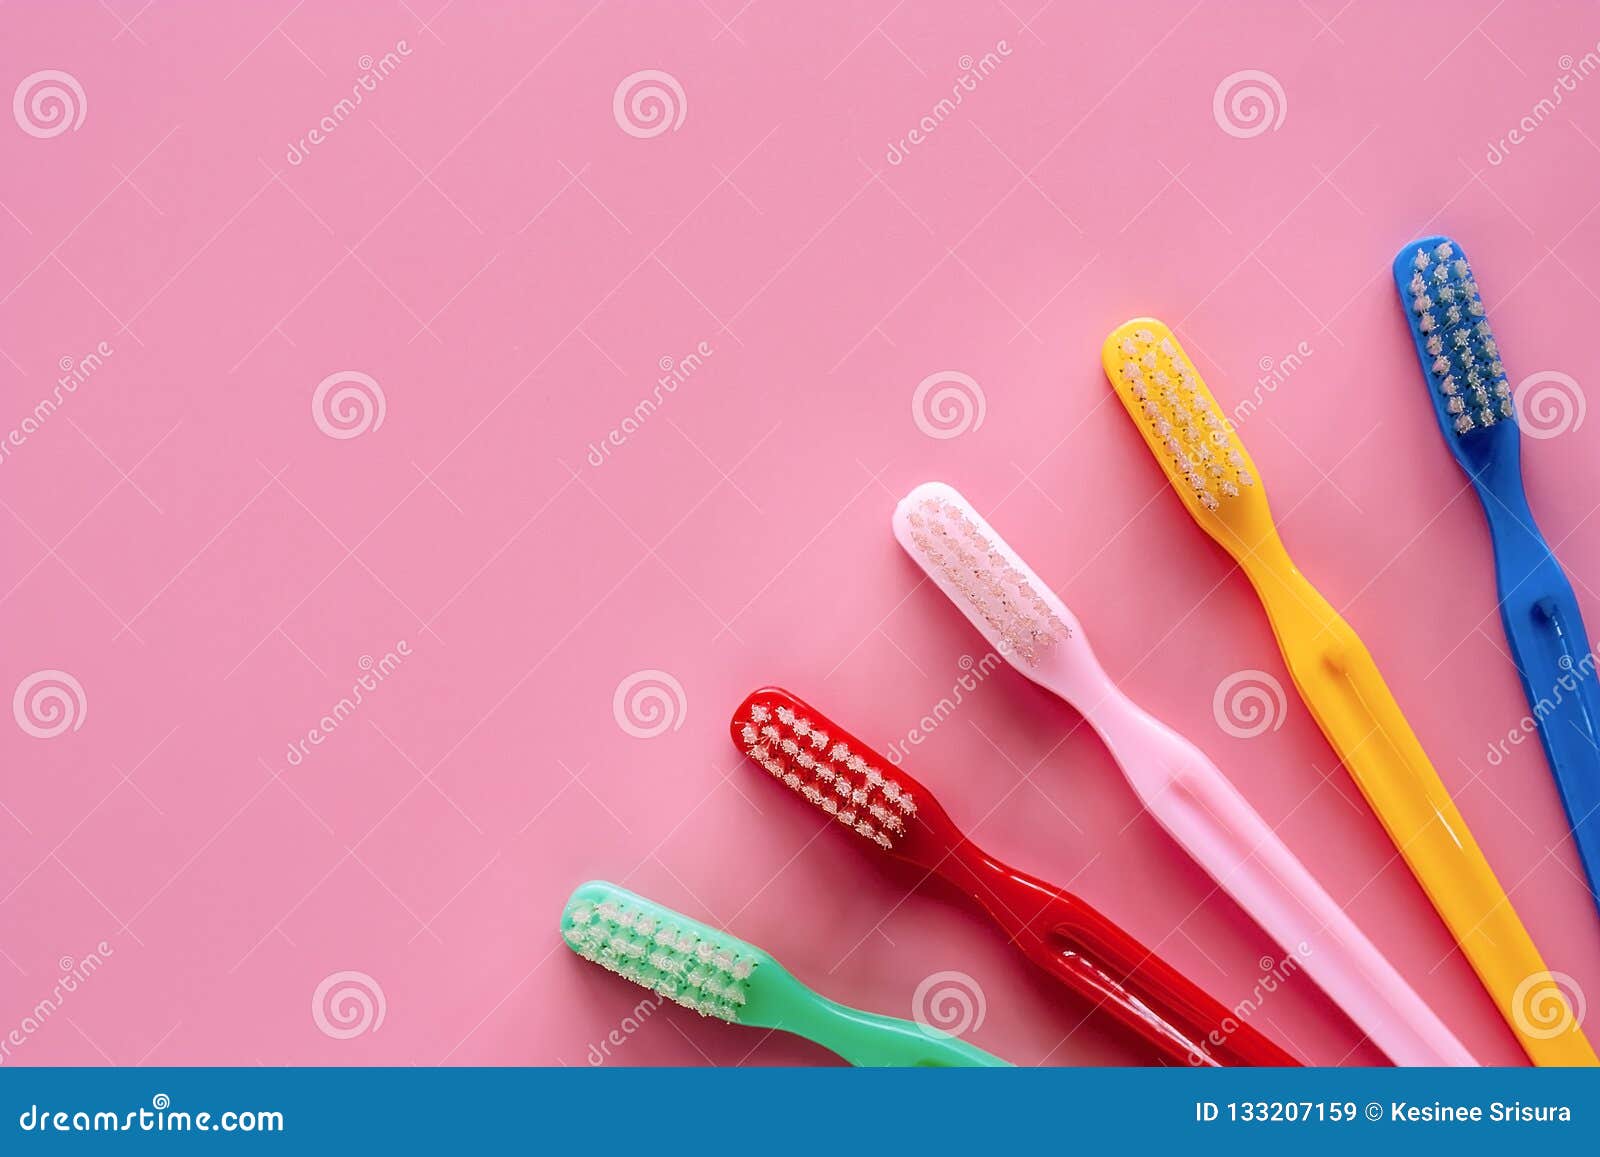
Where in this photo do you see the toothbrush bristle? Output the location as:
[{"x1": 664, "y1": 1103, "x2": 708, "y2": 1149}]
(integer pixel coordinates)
[
  {"x1": 1105, "y1": 323, "x2": 1254, "y2": 513},
  {"x1": 562, "y1": 886, "x2": 756, "y2": 1022},
  {"x1": 901, "y1": 492, "x2": 1069, "y2": 667},
  {"x1": 1402, "y1": 239, "x2": 1512, "y2": 436},
  {"x1": 738, "y1": 696, "x2": 915, "y2": 850}
]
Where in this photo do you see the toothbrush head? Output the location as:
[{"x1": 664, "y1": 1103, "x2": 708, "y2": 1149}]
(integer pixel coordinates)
[
  {"x1": 730, "y1": 687, "x2": 958, "y2": 866},
  {"x1": 561, "y1": 880, "x2": 778, "y2": 1024},
  {"x1": 891, "y1": 481, "x2": 1082, "y2": 675},
  {"x1": 1102, "y1": 319, "x2": 1274, "y2": 542},
  {"x1": 1392, "y1": 236, "x2": 1517, "y2": 459}
]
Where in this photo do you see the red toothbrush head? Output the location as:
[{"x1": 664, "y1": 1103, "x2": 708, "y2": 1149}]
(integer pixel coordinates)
[
  {"x1": 729, "y1": 687, "x2": 964, "y2": 872},
  {"x1": 729, "y1": 691, "x2": 1300, "y2": 1069}
]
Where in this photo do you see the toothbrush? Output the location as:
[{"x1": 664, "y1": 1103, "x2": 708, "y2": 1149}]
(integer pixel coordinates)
[
  {"x1": 561, "y1": 880, "x2": 1009, "y2": 1066},
  {"x1": 1393, "y1": 235, "x2": 1600, "y2": 915},
  {"x1": 1102, "y1": 318, "x2": 1596, "y2": 1066},
  {"x1": 893, "y1": 482, "x2": 1476, "y2": 1067},
  {"x1": 733, "y1": 686, "x2": 1299, "y2": 1067}
]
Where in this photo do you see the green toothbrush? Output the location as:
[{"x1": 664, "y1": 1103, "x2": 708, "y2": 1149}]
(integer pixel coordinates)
[{"x1": 561, "y1": 881, "x2": 1010, "y2": 1067}]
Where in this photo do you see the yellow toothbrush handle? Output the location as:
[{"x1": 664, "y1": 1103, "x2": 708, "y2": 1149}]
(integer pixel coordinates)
[{"x1": 1245, "y1": 547, "x2": 1596, "y2": 1066}]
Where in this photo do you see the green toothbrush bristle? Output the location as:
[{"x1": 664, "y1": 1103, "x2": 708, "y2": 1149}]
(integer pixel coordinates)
[
  {"x1": 1405, "y1": 240, "x2": 1513, "y2": 436},
  {"x1": 563, "y1": 889, "x2": 758, "y2": 1022}
]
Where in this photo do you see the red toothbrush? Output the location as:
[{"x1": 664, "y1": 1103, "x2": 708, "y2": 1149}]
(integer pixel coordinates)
[{"x1": 730, "y1": 687, "x2": 1300, "y2": 1068}]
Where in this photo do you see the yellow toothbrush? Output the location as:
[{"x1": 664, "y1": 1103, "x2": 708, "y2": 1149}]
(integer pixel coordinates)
[{"x1": 1100, "y1": 317, "x2": 1595, "y2": 1066}]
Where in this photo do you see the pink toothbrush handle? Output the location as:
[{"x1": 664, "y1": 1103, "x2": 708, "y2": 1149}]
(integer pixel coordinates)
[{"x1": 1088, "y1": 690, "x2": 1477, "y2": 1066}]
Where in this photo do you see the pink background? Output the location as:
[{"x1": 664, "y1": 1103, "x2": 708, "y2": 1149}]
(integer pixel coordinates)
[{"x1": 4, "y1": 0, "x2": 1600, "y2": 1067}]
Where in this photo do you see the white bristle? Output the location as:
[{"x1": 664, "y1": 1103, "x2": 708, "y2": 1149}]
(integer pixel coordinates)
[
  {"x1": 1107, "y1": 325, "x2": 1255, "y2": 516},
  {"x1": 737, "y1": 700, "x2": 918, "y2": 850},
  {"x1": 1404, "y1": 241, "x2": 1512, "y2": 438},
  {"x1": 894, "y1": 486, "x2": 1073, "y2": 668},
  {"x1": 566, "y1": 889, "x2": 758, "y2": 1024}
]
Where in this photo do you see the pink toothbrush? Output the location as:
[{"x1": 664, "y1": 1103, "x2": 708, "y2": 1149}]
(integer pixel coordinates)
[{"x1": 892, "y1": 481, "x2": 1476, "y2": 1067}]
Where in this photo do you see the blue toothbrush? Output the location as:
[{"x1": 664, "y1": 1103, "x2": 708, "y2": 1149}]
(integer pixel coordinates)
[{"x1": 1393, "y1": 234, "x2": 1600, "y2": 915}]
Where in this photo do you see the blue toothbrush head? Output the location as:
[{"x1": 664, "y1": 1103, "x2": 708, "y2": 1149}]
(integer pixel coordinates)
[{"x1": 1393, "y1": 236, "x2": 1520, "y2": 472}]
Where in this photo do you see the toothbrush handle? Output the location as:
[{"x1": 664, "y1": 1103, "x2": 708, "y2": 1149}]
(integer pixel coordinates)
[
  {"x1": 957, "y1": 852, "x2": 1298, "y2": 1066},
  {"x1": 795, "y1": 996, "x2": 1011, "y2": 1067},
  {"x1": 1085, "y1": 689, "x2": 1477, "y2": 1065},
  {"x1": 1479, "y1": 486, "x2": 1600, "y2": 913},
  {"x1": 1249, "y1": 551, "x2": 1597, "y2": 1066}
]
